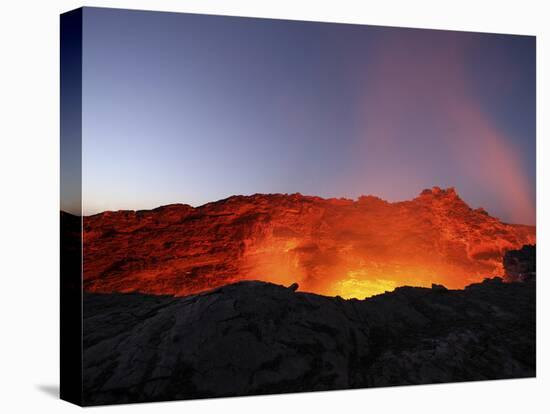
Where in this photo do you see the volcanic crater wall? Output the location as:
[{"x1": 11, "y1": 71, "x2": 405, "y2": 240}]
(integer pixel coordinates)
[{"x1": 82, "y1": 187, "x2": 535, "y2": 298}]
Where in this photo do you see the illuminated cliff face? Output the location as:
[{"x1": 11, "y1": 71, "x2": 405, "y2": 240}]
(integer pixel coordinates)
[{"x1": 83, "y1": 188, "x2": 535, "y2": 298}]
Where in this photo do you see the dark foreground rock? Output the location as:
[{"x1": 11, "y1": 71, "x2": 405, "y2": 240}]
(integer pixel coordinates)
[{"x1": 83, "y1": 278, "x2": 535, "y2": 405}]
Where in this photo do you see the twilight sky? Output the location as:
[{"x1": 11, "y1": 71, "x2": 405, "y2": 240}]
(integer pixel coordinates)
[{"x1": 81, "y1": 7, "x2": 536, "y2": 224}]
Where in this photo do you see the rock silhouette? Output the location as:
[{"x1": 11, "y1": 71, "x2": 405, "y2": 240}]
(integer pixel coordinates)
[{"x1": 503, "y1": 244, "x2": 536, "y2": 282}]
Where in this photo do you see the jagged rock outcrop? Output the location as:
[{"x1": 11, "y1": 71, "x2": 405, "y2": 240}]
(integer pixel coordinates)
[
  {"x1": 82, "y1": 188, "x2": 535, "y2": 298},
  {"x1": 83, "y1": 275, "x2": 535, "y2": 405},
  {"x1": 503, "y1": 244, "x2": 536, "y2": 282}
]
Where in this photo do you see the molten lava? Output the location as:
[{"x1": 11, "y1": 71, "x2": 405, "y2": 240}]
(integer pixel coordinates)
[{"x1": 82, "y1": 187, "x2": 535, "y2": 299}]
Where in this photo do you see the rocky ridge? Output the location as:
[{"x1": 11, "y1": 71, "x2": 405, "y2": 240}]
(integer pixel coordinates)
[
  {"x1": 82, "y1": 188, "x2": 535, "y2": 297},
  {"x1": 83, "y1": 270, "x2": 536, "y2": 405}
]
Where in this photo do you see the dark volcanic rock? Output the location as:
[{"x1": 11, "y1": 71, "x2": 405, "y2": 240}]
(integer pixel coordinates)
[
  {"x1": 83, "y1": 278, "x2": 535, "y2": 405},
  {"x1": 504, "y1": 244, "x2": 536, "y2": 282}
]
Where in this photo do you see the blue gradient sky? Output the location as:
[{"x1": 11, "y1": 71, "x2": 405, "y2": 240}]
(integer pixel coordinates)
[{"x1": 81, "y1": 7, "x2": 535, "y2": 224}]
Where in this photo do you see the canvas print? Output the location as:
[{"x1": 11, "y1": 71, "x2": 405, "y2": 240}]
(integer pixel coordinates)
[{"x1": 60, "y1": 7, "x2": 536, "y2": 406}]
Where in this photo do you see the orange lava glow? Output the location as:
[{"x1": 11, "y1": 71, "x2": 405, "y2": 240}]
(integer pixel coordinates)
[
  {"x1": 239, "y1": 235, "x2": 514, "y2": 299},
  {"x1": 82, "y1": 189, "x2": 535, "y2": 299}
]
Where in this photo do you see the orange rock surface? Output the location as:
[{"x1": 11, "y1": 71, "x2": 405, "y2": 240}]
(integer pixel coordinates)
[{"x1": 83, "y1": 187, "x2": 535, "y2": 298}]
